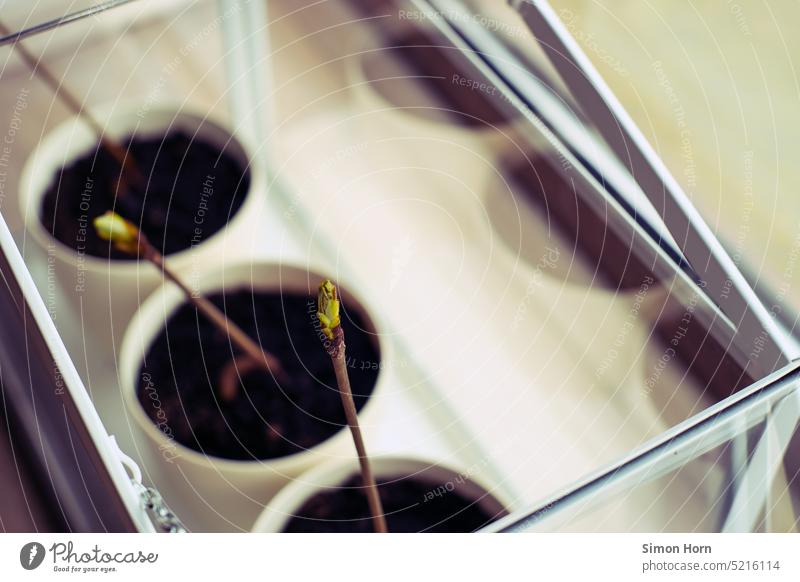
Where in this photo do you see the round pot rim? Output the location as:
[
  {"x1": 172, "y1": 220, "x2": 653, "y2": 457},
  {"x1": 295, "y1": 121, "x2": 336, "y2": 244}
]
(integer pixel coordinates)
[
  {"x1": 251, "y1": 453, "x2": 511, "y2": 532},
  {"x1": 19, "y1": 101, "x2": 265, "y2": 272},
  {"x1": 119, "y1": 259, "x2": 389, "y2": 475},
  {"x1": 479, "y1": 163, "x2": 661, "y2": 299},
  {"x1": 346, "y1": 35, "x2": 521, "y2": 138}
]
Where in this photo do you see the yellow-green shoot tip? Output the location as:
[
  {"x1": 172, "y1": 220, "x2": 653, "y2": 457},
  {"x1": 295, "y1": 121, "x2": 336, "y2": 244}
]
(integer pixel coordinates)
[
  {"x1": 93, "y1": 211, "x2": 141, "y2": 254},
  {"x1": 317, "y1": 279, "x2": 341, "y2": 340}
]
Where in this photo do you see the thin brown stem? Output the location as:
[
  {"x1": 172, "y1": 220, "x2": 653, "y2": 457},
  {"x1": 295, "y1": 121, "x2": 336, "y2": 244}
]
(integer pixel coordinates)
[
  {"x1": 142, "y1": 241, "x2": 287, "y2": 386},
  {"x1": 218, "y1": 353, "x2": 262, "y2": 403},
  {"x1": 329, "y1": 328, "x2": 387, "y2": 533},
  {"x1": 0, "y1": 21, "x2": 143, "y2": 191}
]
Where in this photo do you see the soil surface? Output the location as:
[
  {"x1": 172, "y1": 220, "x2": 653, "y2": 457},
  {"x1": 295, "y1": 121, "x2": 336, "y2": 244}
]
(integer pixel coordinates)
[
  {"x1": 284, "y1": 473, "x2": 506, "y2": 532},
  {"x1": 137, "y1": 290, "x2": 380, "y2": 460},
  {"x1": 41, "y1": 131, "x2": 249, "y2": 259}
]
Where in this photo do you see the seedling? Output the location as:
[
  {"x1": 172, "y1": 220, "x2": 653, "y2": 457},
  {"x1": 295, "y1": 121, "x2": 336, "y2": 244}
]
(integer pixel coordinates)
[
  {"x1": 93, "y1": 211, "x2": 285, "y2": 397},
  {"x1": 0, "y1": 20, "x2": 142, "y2": 191},
  {"x1": 317, "y1": 280, "x2": 388, "y2": 533}
]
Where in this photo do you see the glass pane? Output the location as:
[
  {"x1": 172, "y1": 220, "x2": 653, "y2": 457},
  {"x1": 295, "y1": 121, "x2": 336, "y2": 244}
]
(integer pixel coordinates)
[
  {"x1": 508, "y1": 0, "x2": 800, "y2": 326},
  {"x1": 491, "y1": 364, "x2": 800, "y2": 532},
  {"x1": 3, "y1": 0, "x2": 786, "y2": 533}
]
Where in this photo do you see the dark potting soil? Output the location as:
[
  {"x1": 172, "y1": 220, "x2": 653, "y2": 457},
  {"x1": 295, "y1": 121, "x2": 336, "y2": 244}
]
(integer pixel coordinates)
[
  {"x1": 41, "y1": 131, "x2": 249, "y2": 259},
  {"x1": 284, "y1": 474, "x2": 507, "y2": 533},
  {"x1": 137, "y1": 290, "x2": 380, "y2": 460}
]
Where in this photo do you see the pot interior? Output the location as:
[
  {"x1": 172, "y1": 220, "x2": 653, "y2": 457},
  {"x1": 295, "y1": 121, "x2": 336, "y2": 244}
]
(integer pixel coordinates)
[
  {"x1": 38, "y1": 110, "x2": 252, "y2": 260},
  {"x1": 134, "y1": 271, "x2": 382, "y2": 463},
  {"x1": 281, "y1": 463, "x2": 508, "y2": 533},
  {"x1": 359, "y1": 30, "x2": 515, "y2": 129}
]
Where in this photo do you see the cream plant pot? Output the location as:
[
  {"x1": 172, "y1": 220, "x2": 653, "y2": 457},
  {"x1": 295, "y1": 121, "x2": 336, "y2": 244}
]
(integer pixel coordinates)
[
  {"x1": 20, "y1": 104, "x2": 264, "y2": 345},
  {"x1": 482, "y1": 169, "x2": 668, "y2": 461},
  {"x1": 119, "y1": 260, "x2": 387, "y2": 532},
  {"x1": 346, "y1": 33, "x2": 537, "y2": 194},
  {"x1": 385, "y1": 160, "x2": 670, "y2": 502},
  {"x1": 252, "y1": 455, "x2": 509, "y2": 532}
]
